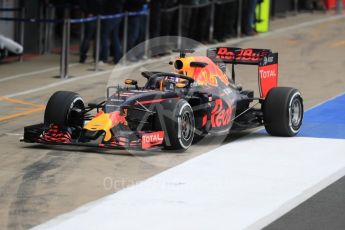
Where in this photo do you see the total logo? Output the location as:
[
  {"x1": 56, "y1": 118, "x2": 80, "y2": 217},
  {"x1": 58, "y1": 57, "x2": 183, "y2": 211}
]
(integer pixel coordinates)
[
  {"x1": 143, "y1": 133, "x2": 164, "y2": 143},
  {"x1": 142, "y1": 131, "x2": 165, "y2": 149},
  {"x1": 259, "y1": 69, "x2": 277, "y2": 79}
]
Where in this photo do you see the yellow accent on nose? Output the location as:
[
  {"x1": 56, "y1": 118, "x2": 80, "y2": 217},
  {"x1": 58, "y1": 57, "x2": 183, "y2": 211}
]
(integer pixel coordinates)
[
  {"x1": 84, "y1": 113, "x2": 113, "y2": 142},
  {"x1": 104, "y1": 130, "x2": 112, "y2": 142}
]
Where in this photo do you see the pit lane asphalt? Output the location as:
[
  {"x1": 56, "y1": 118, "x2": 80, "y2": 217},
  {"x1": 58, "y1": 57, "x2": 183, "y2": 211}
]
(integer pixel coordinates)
[{"x1": 0, "y1": 13, "x2": 345, "y2": 230}]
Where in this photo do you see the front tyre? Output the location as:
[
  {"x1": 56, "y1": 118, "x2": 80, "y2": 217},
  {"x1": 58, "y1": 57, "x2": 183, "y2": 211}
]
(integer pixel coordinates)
[
  {"x1": 263, "y1": 87, "x2": 303, "y2": 136},
  {"x1": 162, "y1": 100, "x2": 195, "y2": 151},
  {"x1": 44, "y1": 91, "x2": 85, "y2": 128}
]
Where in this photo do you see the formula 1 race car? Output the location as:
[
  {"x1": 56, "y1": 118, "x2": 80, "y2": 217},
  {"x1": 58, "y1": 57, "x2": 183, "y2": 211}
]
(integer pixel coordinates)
[{"x1": 23, "y1": 47, "x2": 304, "y2": 151}]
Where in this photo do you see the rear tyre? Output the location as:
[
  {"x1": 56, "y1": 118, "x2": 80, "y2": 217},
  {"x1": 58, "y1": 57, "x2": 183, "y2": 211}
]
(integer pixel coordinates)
[
  {"x1": 263, "y1": 87, "x2": 303, "y2": 136},
  {"x1": 44, "y1": 91, "x2": 85, "y2": 128},
  {"x1": 158, "y1": 100, "x2": 195, "y2": 151}
]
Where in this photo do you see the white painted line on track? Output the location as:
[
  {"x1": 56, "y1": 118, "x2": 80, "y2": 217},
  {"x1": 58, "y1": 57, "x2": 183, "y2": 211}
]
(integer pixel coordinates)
[
  {"x1": 259, "y1": 14, "x2": 345, "y2": 37},
  {"x1": 213, "y1": 14, "x2": 345, "y2": 47},
  {"x1": 304, "y1": 91, "x2": 345, "y2": 111},
  {"x1": 4, "y1": 133, "x2": 23, "y2": 136},
  {"x1": 3, "y1": 58, "x2": 163, "y2": 98},
  {"x1": 4, "y1": 70, "x2": 112, "y2": 98},
  {"x1": 0, "y1": 63, "x2": 79, "y2": 83},
  {"x1": 31, "y1": 137, "x2": 345, "y2": 230}
]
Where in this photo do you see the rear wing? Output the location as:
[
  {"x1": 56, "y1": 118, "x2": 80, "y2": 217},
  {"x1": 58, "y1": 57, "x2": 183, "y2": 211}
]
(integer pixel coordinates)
[{"x1": 207, "y1": 47, "x2": 278, "y2": 98}]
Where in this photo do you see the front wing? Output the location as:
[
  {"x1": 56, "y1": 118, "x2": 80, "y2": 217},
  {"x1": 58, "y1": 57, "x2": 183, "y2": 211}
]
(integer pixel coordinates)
[{"x1": 22, "y1": 124, "x2": 165, "y2": 151}]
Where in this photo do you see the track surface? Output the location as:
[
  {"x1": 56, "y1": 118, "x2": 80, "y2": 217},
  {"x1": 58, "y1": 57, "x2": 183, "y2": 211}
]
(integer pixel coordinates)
[{"x1": 0, "y1": 13, "x2": 345, "y2": 229}]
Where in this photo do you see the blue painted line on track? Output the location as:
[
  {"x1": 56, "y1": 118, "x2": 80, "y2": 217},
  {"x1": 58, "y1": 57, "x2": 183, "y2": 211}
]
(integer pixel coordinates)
[{"x1": 298, "y1": 93, "x2": 345, "y2": 139}]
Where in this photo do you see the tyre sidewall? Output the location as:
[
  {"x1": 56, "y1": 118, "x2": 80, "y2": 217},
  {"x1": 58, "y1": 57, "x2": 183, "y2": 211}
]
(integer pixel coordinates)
[
  {"x1": 264, "y1": 87, "x2": 303, "y2": 136},
  {"x1": 44, "y1": 91, "x2": 85, "y2": 127},
  {"x1": 157, "y1": 99, "x2": 195, "y2": 150},
  {"x1": 176, "y1": 102, "x2": 195, "y2": 149},
  {"x1": 288, "y1": 91, "x2": 303, "y2": 135}
]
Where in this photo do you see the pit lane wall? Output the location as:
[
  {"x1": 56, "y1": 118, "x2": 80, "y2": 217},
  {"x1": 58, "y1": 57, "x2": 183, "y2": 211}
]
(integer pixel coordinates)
[{"x1": 32, "y1": 93, "x2": 345, "y2": 230}]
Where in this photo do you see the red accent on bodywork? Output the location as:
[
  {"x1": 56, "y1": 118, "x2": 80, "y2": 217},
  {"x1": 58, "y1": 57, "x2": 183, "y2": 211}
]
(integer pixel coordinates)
[
  {"x1": 210, "y1": 99, "x2": 232, "y2": 128},
  {"x1": 202, "y1": 114, "x2": 207, "y2": 127},
  {"x1": 109, "y1": 110, "x2": 128, "y2": 127},
  {"x1": 135, "y1": 99, "x2": 166, "y2": 105},
  {"x1": 39, "y1": 124, "x2": 72, "y2": 143},
  {"x1": 100, "y1": 137, "x2": 141, "y2": 148},
  {"x1": 94, "y1": 111, "x2": 104, "y2": 118},
  {"x1": 259, "y1": 64, "x2": 278, "y2": 98},
  {"x1": 141, "y1": 131, "x2": 164, "y2": 150}
]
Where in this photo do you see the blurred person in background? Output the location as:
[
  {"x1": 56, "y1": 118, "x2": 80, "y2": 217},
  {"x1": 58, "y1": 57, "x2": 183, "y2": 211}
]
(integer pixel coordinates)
[
  {"x1": 179, "y1": 0, "x2": 198, "y2": 39},
  {"x1": 305, "y1": 0, "x2": 326, "y2": 12},
  {"x1": 194, "y1": 0, "x2": 210, "y2": 43},
  {"x1": 137, "y1": 3, "x2": 149, "y2": 57},
  {"x1": 159, "y1": 0, "x2": 179, "y2": 37},
  {"x1": 148, "y1": 0, "x2": 179, "y2": 58},
  {"x1": 242, "y1": 0, "x2": 259, "y2": 36},
  {"x1": 213, "y1": 0, "x2": 228, "y2": 42},
  {"x1": 79, "y1": 0, "x2": 104, "y2": 63},
  {"x1": 125, "y1": 0, "x2": 149, "y2": 62},
  {"x1": 49, "y1": 0, "x2": 68, "y2": 38},
  {"x1": 223, "y1": 0, "x2": 238, "y2": 38},
  {"x1": 179, "y1": 0, "x2": 212, "y2": 43},
  {"x1": 149, "y1": 0, "x2": 162, "y2": 38},
  {"x1": 100, "y1": 0, "x2": 125, "y2": 65}
]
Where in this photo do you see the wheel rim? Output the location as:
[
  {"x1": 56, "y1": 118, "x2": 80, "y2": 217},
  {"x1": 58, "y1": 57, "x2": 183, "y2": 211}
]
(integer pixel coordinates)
[
  {"x1": 290, "y1": 97, "x2": 302, "y2": 128},
  {"x1": 68, "y1": 98, "x2": 84, "y2": 127},
  {"x1": 181, "y1": 111, "x2": 193, "y2": 141}
]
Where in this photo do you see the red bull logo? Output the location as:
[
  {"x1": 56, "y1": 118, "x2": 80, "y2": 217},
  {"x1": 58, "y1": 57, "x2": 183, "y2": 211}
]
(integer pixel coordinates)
[{"x1": 211, "y1": 99, "x2": 232, "y2": 128}]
